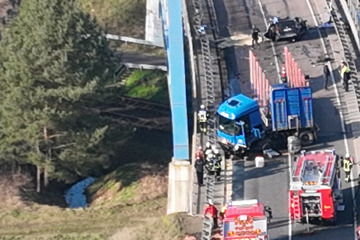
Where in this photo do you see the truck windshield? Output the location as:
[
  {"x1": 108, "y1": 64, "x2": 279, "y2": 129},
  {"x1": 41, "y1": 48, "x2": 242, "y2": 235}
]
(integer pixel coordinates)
[{"x1": 218, "y1": 115, "x2": 242, "y2": 135}]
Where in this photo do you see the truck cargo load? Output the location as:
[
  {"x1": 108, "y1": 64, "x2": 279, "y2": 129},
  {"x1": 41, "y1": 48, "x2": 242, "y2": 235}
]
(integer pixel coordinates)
[{"x1": 270, "y1": 84, "x2": 313, "y2": 131}]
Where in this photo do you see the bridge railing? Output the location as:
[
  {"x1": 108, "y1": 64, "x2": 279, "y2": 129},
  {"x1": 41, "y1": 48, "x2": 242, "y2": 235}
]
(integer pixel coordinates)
[{"x1": 191, "y1": 0, "x2": 219, "y2": 239}]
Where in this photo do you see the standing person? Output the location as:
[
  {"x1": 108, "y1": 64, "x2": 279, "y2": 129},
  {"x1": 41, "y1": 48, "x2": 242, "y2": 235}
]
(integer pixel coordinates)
[
  {"x1": 205, "y1": 142, "x2": 212, "y2": 154},
  {"x1": 252, "y1": 25, "x2": 261, "y2": 49},
  {"x1": 204, "y1": 142, "x2": 212, "y2": 160},
  {"x1": 272, "y1": 17, "x2": 279, "y2": 24},
  {"x1": 340, "y1": 61, "x2": 351, "y2": 91},
  {"x1": 198, "y1": 104, "x2": 209, "y2": 133},
  {"x1": 204, "y1": 199, "x2": 219, "y2": 229},
  {"x1": 195, "y1": 155, "x2": 204, "y2": 186},
  {"x1": 265, "y1": 206, "x2": 273, "y2": 222},
  {"x1": 343, "y1": 153, "x2": 353, "y2": 182},
  {"x1": 323, "y1": 63, "x2": 330, "y2": 90},
  {"x1": 195, "y1": 146, "x2": 204, "y2": 161},
  {"x1": 219, "y1": 201, "x2": 231, "y2": 222},
  {"x1": 197, "y1": 24, "x2": 207, "y2": 36},
  {"x1": 213, "y1": 149, "x2": 222, "y2": 181}
]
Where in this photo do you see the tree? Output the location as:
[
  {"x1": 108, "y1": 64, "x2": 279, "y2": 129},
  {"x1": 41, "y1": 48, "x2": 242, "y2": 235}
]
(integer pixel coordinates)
[{"x1": 0, "y1": 0, "x2": 118, "y2": 190}]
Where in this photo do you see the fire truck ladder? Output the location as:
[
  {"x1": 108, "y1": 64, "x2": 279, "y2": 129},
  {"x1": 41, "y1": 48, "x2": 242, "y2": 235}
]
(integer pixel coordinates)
[{"x1": 293, "y1": 193, "x2": 302, "y2": 221}]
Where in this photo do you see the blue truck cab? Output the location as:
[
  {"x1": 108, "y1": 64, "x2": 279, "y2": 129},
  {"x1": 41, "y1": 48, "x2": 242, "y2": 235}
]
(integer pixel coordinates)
[
  {"x1": 217, "y1": 94, "x2": 265, "y2": 152},
  {"x1": 217, "y1": 84, "x2": 316, "y2": 154}
]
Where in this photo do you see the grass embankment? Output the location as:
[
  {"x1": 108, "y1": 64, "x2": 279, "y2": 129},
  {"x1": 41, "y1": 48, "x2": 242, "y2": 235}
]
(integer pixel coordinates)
[
  {"x1": 0, "y1": 197, "x2": 178, "y2": 239},
  {"x1": 0, "y1": 73, "x2": 181, "y2": 239},
  {"x1": 0, "y1": 1, "x2": 192, "y2": 239},
  {"x1": 0, "y1": 163, "x2": 180, "y2": 239},
  {"x1": 0, "y1": 39, "x2": 181, "y2": 240}
]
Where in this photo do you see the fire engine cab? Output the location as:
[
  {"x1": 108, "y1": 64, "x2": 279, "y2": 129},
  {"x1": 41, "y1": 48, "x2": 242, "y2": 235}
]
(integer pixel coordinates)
[
  {"x1": 222, "y1": 199, "x2": 268, "y2": 240},
  {"x1": 289, "y1": 149, "x2": 342, "y2": 223}
]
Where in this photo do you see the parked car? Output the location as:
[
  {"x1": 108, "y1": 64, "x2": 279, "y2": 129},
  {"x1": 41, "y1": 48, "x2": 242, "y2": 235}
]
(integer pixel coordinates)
[{"x1": 264, "y1": 17, "x2": 307, "y2": 42}]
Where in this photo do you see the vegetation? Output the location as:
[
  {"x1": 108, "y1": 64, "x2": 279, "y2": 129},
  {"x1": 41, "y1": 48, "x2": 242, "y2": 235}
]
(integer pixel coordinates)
[
  {"x1": 78, "y1": 0, "x2": 146, "y2": 37},
  {"x1": 0, "y1": 0, "x2": 189, "y2": 239},
  {"x1": 122, "y1": 70, "x2": 169, "y2": 103},
  {"x1": 0, "y1": 0, "x2": 122, "y2": 187},
  {"x1": 0, "y1": 196, "x2": 172, "y2": 239}
]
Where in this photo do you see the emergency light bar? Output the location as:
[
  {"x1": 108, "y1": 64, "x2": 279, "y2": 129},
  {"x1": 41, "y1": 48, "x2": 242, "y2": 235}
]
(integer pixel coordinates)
[{"x1": 232, "y1": 199, "x2": 259, "y2": 206}]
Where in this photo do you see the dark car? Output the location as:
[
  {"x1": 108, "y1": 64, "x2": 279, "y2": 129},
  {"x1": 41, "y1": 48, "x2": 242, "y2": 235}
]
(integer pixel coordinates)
[{"x1": 264, "y1": 17, "x2": 307, "y2": 42}]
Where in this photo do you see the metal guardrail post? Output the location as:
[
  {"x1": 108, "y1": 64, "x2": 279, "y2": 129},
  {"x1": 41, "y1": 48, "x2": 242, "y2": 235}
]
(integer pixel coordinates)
[
  {"x1": 328, "y1": 1, "x2": 359, "y2": 93},
  {"x1": 191, "y1": 0, "x2": 218, "y2": 238}
]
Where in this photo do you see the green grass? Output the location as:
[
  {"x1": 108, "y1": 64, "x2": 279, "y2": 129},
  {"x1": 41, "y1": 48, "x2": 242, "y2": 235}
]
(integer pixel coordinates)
[
  {"x1": 87, "y1": 163, "x2": 140, "y2": 206},
  {"x1": 122, "y1": 70, "x2": 169, "y2": 103}
]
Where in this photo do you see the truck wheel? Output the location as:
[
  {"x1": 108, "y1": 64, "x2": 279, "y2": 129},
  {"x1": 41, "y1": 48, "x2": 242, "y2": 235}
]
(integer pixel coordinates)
[{"x1": 299, "y1": 131, "x2": 314, "y2": 146}]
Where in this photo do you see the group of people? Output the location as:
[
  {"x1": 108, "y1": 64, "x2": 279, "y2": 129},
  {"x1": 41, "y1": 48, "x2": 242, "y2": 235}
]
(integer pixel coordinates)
[
  {"x1": 194, "y1": 142, "x2": 223, "y2": 185},
  {"x1": 203, "y1": 200, "x2": 232, "y2": 229},
  {"x1": 204, "y1": 142, "x2": 222, "y2": 180},
  {"x1": 323, "y1": 60, "x2": 351, "y2": 91}
]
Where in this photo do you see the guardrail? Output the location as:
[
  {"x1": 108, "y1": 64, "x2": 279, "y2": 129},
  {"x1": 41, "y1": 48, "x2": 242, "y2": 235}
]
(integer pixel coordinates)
[{"x1": 191, "y1": 0, "x2": 220, "y2": 239}]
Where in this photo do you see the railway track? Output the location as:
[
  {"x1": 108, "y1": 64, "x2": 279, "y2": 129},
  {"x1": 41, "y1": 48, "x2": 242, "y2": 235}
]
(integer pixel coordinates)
[{"x1": 93, "y1": 96, "x2": 171, "y2": 131}]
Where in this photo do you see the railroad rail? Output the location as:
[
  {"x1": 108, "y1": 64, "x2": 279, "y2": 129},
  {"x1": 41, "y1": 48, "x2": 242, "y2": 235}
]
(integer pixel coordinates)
[{"x1": 90, "y1": 95, "x2": 171, "y2": 131}]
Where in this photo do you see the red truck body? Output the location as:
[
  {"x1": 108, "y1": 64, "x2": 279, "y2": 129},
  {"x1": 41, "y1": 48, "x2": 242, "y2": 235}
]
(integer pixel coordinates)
[
  {"x1": 222, "y1": 200, "x2": 268, "y2": 240},
  {"x1": 289, "y1": 150, "x2": 341, "y2": 222}
]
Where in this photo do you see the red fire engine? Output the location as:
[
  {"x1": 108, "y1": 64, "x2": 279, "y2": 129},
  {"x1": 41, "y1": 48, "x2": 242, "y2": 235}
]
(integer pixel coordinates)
[
  {"x1": 222, "y1": 199, "x2": 268, "y2": 240},
  {"x1": 289, "y1": 149, "x2": 342, "y2": 223}
]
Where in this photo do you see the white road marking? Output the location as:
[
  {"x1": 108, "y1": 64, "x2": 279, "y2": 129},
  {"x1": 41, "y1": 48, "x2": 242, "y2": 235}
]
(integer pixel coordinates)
[
  {"x1": 306, "y1": 0, "x2": 357, "y2": 239},
  {"x1": 257, "y1": 0, "x2": 281, "y2": 83},
  {"x1": 288, "y1": 153, "x2": 293, "y2": 240},
  {"x1": 256, "y1": 0, "x2": 291, "y2": 238}
]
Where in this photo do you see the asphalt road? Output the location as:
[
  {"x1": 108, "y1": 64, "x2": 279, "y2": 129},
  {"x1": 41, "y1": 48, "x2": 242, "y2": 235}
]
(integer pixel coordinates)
[{"x1": 214, "y1": 0, "x2": 358, "y2": 239}]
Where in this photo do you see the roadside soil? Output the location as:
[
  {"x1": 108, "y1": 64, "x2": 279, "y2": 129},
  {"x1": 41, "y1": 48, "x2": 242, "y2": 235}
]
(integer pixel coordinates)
[{"x1": 0, "y1": 0, "x2": 20, "y2": 29}]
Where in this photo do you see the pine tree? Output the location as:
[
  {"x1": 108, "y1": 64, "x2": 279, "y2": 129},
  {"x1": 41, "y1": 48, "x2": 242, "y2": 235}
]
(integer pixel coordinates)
[{"x1": 0, "y1": 0, "x2": 118, "y2": 188}]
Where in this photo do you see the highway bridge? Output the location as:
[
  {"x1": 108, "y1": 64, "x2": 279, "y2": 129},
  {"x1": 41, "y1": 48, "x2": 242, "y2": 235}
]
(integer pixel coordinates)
[
  {"x1": 186, "y1": 0, "x2": 360, "y2": 239},
  {"x1": 120, "y1": 0, "x2": 360, "y2": 239}
]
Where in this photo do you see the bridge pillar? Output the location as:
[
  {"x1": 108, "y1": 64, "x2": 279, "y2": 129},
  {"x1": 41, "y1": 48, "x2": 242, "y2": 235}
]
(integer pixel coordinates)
[
  {"x1": 167, "y1": 159, "x2": 191, "y2": 214},
  {"x1": 159, "y1": 0, "x2": 191, "y2": 214}
]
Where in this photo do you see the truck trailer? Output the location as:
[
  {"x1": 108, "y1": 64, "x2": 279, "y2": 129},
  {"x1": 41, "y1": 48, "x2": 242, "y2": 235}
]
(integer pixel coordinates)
[
  {"x1": 222, "y1": 199, "x2": 269, "y2": 240},
  {"x1": 217, "y1": 84, "x2": 317, "y2": 155},
  {"x1": 289, "y1": 149, "x2": 342, "y2": 223}
]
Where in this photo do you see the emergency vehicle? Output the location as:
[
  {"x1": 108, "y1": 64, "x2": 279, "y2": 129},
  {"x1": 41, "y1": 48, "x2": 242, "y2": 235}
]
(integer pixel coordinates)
[
  {"x1": 289, "y1": 149, "x2": 342, "y2": 223},
  {"x1": 222, "y1": 199, "x2": 268, "y2": 240}
]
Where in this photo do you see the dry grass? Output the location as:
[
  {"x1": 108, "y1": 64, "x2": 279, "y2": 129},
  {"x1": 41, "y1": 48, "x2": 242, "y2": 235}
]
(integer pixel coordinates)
[
  {"x1": 0, "y1": 168, "x2": 200, "y2": 239},
  {"x1": 79, "y1": 0, "x2": 146, "y2": 38},
  {"x1": 0, "y1": 173, "x2": 33, "y2": 209},
  {"x1": 0, "y1": 196, "x2": 168, "y2": 239},
  {"x1": 89, "y1": 162, "x2": 168, "y2": 207}
]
